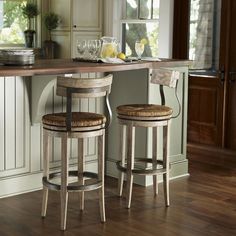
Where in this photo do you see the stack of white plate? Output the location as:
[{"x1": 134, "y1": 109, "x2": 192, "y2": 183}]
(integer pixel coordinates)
[{"x1": 0, "y1": 48, "x2": 35, "y2": 65}]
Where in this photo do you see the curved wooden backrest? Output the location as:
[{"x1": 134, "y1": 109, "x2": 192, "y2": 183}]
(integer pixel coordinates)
[
  {"x1": 151, "y1": 68, "x2": 181, "y2": 118},
  {"x1": 56, "y1": 74, "x2": 113, "y2": 131},
  {"x1": 56, "y1": 74, "x2": 113, "y2": 98},
  {"x1": 151, "y1": 68, "x2": 180, "y2": 88}
]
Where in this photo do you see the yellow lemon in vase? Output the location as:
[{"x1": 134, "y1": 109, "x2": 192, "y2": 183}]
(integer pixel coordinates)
[{"x1": 101, "y1": 43, "x2": 117, "y2": 58}]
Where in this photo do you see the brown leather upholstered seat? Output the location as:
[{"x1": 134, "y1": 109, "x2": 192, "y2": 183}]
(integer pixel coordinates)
[
  {"x1": 42, "y1": 112, "x2": 106, "y2": 128},
  {"x1": 116, "y1": 104, "x2": 173, "y2": 118}
]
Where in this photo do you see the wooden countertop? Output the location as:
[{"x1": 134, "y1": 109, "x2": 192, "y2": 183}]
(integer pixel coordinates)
[{"x1": 0, "y1": 58, "x2": 190, "y2": 77}]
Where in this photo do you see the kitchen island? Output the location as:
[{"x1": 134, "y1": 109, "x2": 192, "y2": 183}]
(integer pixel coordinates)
[{"x1": 0, "y1": 59, "x2": 190, "y2": 197}]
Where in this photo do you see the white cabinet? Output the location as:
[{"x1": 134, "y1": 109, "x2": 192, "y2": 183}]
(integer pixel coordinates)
[
  {"x1": 51, "y1": 31, "x2": 71, "y2": 58},
  {"x1": 48, "y1": 0, "x2": 103, "y2": 58},
  {"x1": 107, "y1": 67, "x2": 189, "y2": 186},
  {"x1": 49, "y1": 0, "x2": 71, "y2": 30},
  {"x1": 72, "y1": 0, "x2": 102, "y2": 31}
]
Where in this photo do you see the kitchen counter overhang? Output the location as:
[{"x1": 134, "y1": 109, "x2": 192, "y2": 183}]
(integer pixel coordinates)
[{"x1": 0, "y1": 58, "x2": 191, "y2": 76}]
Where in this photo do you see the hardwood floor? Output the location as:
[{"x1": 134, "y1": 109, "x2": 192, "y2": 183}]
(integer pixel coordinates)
[{"x1": 0, "y1": 148, "x2": 235, "y2": 236}]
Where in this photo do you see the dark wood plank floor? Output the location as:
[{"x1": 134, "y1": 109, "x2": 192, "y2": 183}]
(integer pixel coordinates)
[{"x1": 0, "y1": 147, "x2": 236, "y2": 236}]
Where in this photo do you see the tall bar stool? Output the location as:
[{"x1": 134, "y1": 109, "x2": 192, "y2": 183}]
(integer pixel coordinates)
[
  {"x1": 41, "y1": 74, "x2": 113, "y2": 230},
  {"x1": 116, "y1": 68, "x2": 180, "y2": 209}
]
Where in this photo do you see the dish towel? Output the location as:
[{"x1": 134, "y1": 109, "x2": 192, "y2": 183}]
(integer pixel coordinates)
[{"x1": 151, "y1": 69, "x2": 181, "y2": 88}]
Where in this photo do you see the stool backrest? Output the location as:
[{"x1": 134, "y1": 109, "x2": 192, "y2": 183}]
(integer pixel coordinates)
[
  {"x1": 151, "y1": 68, "x2": 180, "y2": 88},
  {"x1": 56, "y1": 74, "x2": 113, "y2": 131},
  {"x1": 56, "y1": 74, "x2": 113, "y2": 98},
  {"x1": 151, "y1": 68, "x2": 181, "y2": 118}
]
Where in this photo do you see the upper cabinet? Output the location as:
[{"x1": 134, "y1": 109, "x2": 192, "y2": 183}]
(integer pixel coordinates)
[
  {"x1": 72, "y1": 0, "x2": 102, "y2": 31},
  {"x1": 48, "y1": 0, "x2": 103, "y2": 58},
  {"x1": 49, "y1": 0, "x2": 71, "y2": 30}
]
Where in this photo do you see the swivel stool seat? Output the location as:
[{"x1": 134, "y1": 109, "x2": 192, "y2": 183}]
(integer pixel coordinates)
[{"x1": 41, "y1": 74, "x2": 113, "y2": 230}]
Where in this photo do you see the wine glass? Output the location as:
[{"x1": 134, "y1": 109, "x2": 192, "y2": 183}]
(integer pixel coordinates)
[
  {"x1": 88, "y1": 40, "x2": 101, "y2": 60},
  {"x1": 95, "y1": 40, "x2": 101, "y2": 59},
  {"x1": 77, "y1": 39, "x2": 87, "y2": 58},
  {"x1": 135, "y1": 40, "x2": 145, "y2": 60}
]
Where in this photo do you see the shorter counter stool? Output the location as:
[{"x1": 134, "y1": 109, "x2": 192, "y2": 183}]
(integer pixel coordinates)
[
  {"x1": 116, "y1": 69, "x2": 180, "y2": 209},
  {"x1": 41, "y1": 74, "x2": 113, "y2": 230}
]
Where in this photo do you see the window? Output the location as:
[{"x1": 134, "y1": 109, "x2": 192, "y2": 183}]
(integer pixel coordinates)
[
  {"x1": 189, "y1": 0, "x2": 221, "y2": 70},
  {"x1": 121, "y1": 0, "x2": 160, "y2": 57},
  {"x1": 0, "y1": 0, "x2": 27, "y2": 46}
]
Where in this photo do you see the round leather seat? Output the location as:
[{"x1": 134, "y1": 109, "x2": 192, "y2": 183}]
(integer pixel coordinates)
[
  {"x1": 42, "y1": 112, "x2": 106, "y2": 128},
  {"x1": 116, "y1": 104, "x2": 173, "y2": 118}
]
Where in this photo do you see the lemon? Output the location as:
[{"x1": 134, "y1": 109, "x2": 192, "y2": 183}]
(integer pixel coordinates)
[
  {"x1": 101, "y1": 43, "x2": 116, "y2": 58},
  {"x1": 117, "y1": 52, "x2": 126, "y2": 60},
  {"x1": 140, "y1": 38, "x2": 148, "y2": 45}
]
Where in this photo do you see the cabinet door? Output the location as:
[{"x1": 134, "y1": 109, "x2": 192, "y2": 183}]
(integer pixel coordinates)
[
  {"x1": 188, "y1": 75, "x2": 224, "y2": 146},
  {"x1": 225, "y1": 1, "x2": 236, "y2": 150},
  {"x1": 72, "y1": 31, "x2": 101, "y2": 58},
  {"x1": 72, "y1": 0, "x2": 102, "y2": 31},
  {"x1": 51, "y1": 31, "x2": 71, "y2": 58},
  {"x1": 49, "y1": 0, "x2": 71, "y2": 30}
]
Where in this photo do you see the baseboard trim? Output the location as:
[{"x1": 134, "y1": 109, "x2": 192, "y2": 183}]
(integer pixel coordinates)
[{"x1": 0, "y1": 161, "x2": 98, "y2": 199}]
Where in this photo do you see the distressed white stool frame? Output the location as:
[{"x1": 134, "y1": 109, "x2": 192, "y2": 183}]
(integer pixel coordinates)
[
  {"x1": 117, "y1": 114, "x2": 171, "y2": 209},
  {"x1": 41, "y1": 74, "x2": 113, "y2": 230},
  {"x1": 117, "y1": 68, "x2": 180, "y2": 209}
]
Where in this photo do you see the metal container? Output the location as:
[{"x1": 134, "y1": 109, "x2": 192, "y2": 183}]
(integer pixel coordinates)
[{"x1": 0, "y1": 48, "x2": 35, "y2": 65}]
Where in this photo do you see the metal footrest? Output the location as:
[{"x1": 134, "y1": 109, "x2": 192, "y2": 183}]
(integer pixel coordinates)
[
  {"x1": 117, "y1": 158, "x2": 167, "y2": 175},
  {"x1": 42, "y1": 170, "x2": 102, "y2": 192}
]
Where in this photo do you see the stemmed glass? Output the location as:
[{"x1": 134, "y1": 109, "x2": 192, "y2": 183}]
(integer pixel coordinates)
[
  {"x1": 135, "y1": 40, "x2": 145, "y2": 60},
  {"x1": 87, "y1": 40, "x2": 101, "y2": 60},
  {"x1": 77, "y1": 39, "x2": 87, "y2": 58}
]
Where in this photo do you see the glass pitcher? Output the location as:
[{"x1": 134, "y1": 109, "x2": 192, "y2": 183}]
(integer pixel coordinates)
[{"x1": 100, "y1": 36, "x2": 118, "y2": 58}]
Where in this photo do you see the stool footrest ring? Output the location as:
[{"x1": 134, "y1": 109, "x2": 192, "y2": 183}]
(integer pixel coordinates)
[
  {"x1": 117, "y1": 158, "x2": 168, "y2": 175},
  {"x1": 42, "y1": 170, "x2": 102, "y2": 192}
]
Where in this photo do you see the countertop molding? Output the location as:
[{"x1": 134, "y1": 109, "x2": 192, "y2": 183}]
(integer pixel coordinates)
[{"x1": 0, "y1": 59, "x2": 191, "y2": 77}]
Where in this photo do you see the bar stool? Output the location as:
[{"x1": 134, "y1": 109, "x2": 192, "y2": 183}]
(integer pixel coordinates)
[
  {"x1": 116, "y1": 68, "x2": 180, "y2": 209},
  {"x1": 41, "y1": 74, "x2": 113, "y2": 230}
]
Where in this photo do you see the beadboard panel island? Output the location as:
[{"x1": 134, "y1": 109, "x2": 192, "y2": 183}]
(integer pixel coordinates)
[{"x1": 0, "y1": 59, "x2": 190, "y2": 197}]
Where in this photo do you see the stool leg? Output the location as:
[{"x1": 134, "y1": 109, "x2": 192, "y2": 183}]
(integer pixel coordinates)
[
  {"x1": 98, "y1": 132, "x2": 106, "y2": 222},
  {"x1": 163, "y1": 122, "x2": 170, "y2": 207},
  {"x1": 126, "y1": 125, "x2": 135, "y2": 209},
  {"x1": 78, "y1": 138, "x2": 85, "y2": 211},
  {"x1": 61, "y1": 135, "x2": 69, "y2": 230},
  {"x1": 41, "y1": 129, "x2": 51, "y2": 218},
  {"x1": 118, "y1": 125, "x2": 126, "y2": 197},
  {"x1": 152, "y1": 127, "x2": 158, "y2": 196}
]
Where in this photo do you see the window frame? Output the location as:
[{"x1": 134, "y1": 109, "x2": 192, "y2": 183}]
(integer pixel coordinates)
[
  {"x1": 119, "y1": 0, "x2": 174, "y2": 58},
  {"x1": 0, "y1": 0, "x2": 39, "y2": 48},
  {"x1": 120, "y1": 0, "x2": 160, "y2": 57}
]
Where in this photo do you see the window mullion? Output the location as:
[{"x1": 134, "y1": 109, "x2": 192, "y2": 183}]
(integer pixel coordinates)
[
  {"x1": 151, "y1": 0, "x2": 154, "y2": 19},
  {"x1": 120, "y1": 19, "x2": 159, "y2": 24},
  {"x1": 138, "y1": 0, "x2": 140, "y2": 19}
]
